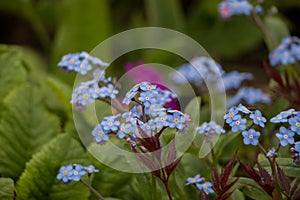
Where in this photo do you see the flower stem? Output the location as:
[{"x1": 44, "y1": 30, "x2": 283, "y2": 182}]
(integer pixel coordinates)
[
  {"x1": 163, "y1": 180, "x2": 173, "y2": 200},
  {"x1": 80, "y1": 180, "x2": 105, "y2": 200}
]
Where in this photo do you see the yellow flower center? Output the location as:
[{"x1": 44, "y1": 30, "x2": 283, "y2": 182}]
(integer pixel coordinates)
[
  {"x1": 229, "y1": 113, "x2": 234, "y2": 117},
  {"x1": 203, "y1": 184, "x2": 208, "y2": 189},
  {"x1": 98, "y1": 131, "x2": 104, "y2": 136},
  {"x1": 296, "y1": 122, "x2": 300, "y2": 127},
  {"x1": 108, "y1": 122, "x2": 113, "y2": 126},
  {"x1": 63, "y1": 170, "x2": 68, "y2": 175},
  {"x1": 83, "y1": 93, "x2": 89, "y2": 99},
  {"x1": 121, "y1": 127, "x2": 125, "y2": 131},
  {"x1": 235, "y1": 121, "x2": 240, "y2": 125},
  {"x1": 173, "y1": 118, "x2": 179, "y2": 124},
  {"x1": 147, "y1": 86, "x2": 152, "y2": 91},
  {"x1": 191, "y1": 178, "x2": 195, "y2": 183},
  {"x1": 69, "y1": 59, "x2": 75, "y2": 64}
]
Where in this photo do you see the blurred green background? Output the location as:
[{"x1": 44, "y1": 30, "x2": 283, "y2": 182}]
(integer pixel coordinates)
[{"x1": 0, "y1": 0, "x2": 300, "y2": 83}]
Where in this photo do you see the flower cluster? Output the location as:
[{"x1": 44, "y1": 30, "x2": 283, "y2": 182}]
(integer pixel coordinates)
[
  {"x1": 270, "y1": 109, "x2": 300, "y2": 147},
  {"x1": 227, "y1": 87, "x2": 271, "y2": 107},
  {"x1": 70, "y1": 69, "x2": 118, "y2": 110},
  {"x1": 224, "y1": 104, "x2": 267, "y2": 146},
  {"x1": 58, "y1": 51, "x2": 109, "y2": 75},
  {"x1": 172, "y1": 57, "x2": 270, "y2": 107},
  {"x1": 196, "y1": 121, "x2": 225, "y2": 142},
  {"x1": 186, "y1": 174, "x2": 214, "y2": 195},
  {"x1": 91, "y1": 82, "x2": 189, "y2": 145},
  {"x1": 222, "y1": 71, "x2": 253, "y2": 90},
  {"x1": 269, "y1": 36, "x2": 300, "y2": 66},
  {"x1": 171, "y1": 56, "x2": 224, "y2": 86},
  {"x1": 57, "y1": 164, "x2": 99, "y2": 183},
  {"x1": 218, "y1": 0, "x2": 263, "y2": 19}
]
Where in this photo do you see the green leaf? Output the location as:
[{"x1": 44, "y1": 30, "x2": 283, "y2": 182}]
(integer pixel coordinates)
[
  {"x1": 0, "y1": 84, "x2": 60, "y2": 180},
  {"x1": 260, "y1": 158, "x2": 300, "y2": 178},
  {"x1": 16, "y1": 134, "x2": 90, "y2": 200},
  {"x1": 87, "y1": 153, "x2": 133, "y2": 199},
  {"x1": 264, "y1": 15, "x2": 290, "y2": 50},
  {"x1": 145, "y1": 0, "x2": 184, "y2": 31},
  {"x1": 0, "y1": 46, "x2": 27, "y2": 118},
  {"x1": 234, "y1": 177, "x2": 272, "y2": 200},
  {"x1": 0, "y1": 178, "x2": 15, "y2": 200}
]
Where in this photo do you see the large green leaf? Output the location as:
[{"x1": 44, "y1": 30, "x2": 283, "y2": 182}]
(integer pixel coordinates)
[
  {"x1": 0, "y1": 178, "x2": 15, "y2": 200},
  {"x1": 0, "y1": 46, "x2": 27, "y2": 118},
  {"x1": 145, "y1": 0, "x2": 184, "y2": 31},
  {"x1": 0, "y1": 84, "x2": 60, "y2": 180},
  {"x1": 234, "y1": 177, "x2": 272, "y2": 200},
  {"x1": 16, "y1": 134, "x2": 90, "y2": 200}
]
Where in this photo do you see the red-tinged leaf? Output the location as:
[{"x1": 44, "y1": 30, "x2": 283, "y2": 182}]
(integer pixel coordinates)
[
  {"x1": 220, "y1": 191, "x2": 233, "y2": 200},
  {"x1": 263, "y1": 61, "x2": 284, "y2": 87},
  {"x1": 132, "y1": 147, "x2": 158, "y2": 171},
  {"x1": 290, "y1": 178, "x2": 300, "y2": 197},
  {"x1": 257, "y1": 162, "x2": 273, "y2": 187},
  {"x1": 165, "y1": 157, "x2": 181, "y2": 177},
  {"x1": 211, "y1": 165, "x2": 221, "y2": 194},
  {"x1": 201, "y1": 190, "x2": 210, "y2": 200},
  {"x1": 222, "y1": 177, "x2": 239, "y2": 193},
  {"x1": 276, "y1": 164, "x2": 291, "y2": 196},
  {"x1": 151, "y1": 169, "x2": 161, "y2": 178},
  {"x1": 238, "y1": 160, "x2": 260, "y2": 183},
  {"x1": 221, "y1": 153, "x2": 237, "y2": 187},
  {"x1": 292, "y1": 189, "x2": 300, "y2": 200}
]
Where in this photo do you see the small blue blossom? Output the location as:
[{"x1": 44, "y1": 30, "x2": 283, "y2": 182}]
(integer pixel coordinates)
[
  {"x1": 57, "y1": 165, "x2": 73, "y2": 183},
  {"x1": 229, "y1": 115, "x2": 247, "y2": 133},
  {"x1": 101, "y1": 116, "x2": 120, "y2": 132},
  {"x1": 186, "y1": 174, "x2": 204, "y2": 185},
  {"x1": 138, "y1": 91, "x2": 157, "y2": 108},
  {"x1": 196, "y1": 122, "x2": 211, "y2": 134},
  {"x1": 289, "y1": 113, "x2": 300, "y2": 135},
  {"x1": 224, "y1": 106, "x2": 240, "y2": 124},
  {"x1": 276, "y1": 127, "x2": 295, "y2": 146},
  {"x1": 209, "y1": 121, "x2": 225, "y2": 134},
  {"x1": 237, "y1": 104, "x2": 252, "y2": 114},
  {"x1": 141, "y1": 119, "x2": 155, "y2": 136},
  {"x1": 242, "y1": 129, "x2": 260, "y2": 146},
  {"x1": 117, "y1": 123, "x2": 131, "y2": 139},
  {"x1": 83, "y1": 165, "x2": 99, "y2": 174},
  {"x1": 101, "y1": 84, "x2": 119, "y2": 99},
  {"x1": 154, "y1": 111, "x2": 169, "y2": 129},
  {"x1": 70, "y1": 164, "x2": 86, "y2": 181},
  {"x1": 92, "y1": 68, "x2": 110, "y2": 83},
  {"x1": 92, "y1": 124, "x2": 109, "y2": 144},
  {"x1": 196, "y1": 181, "x2": 214, "y2": 195},
  {"x1": 266, "y1": 147, "x2": 278, "y2": 158},
  {"x1": 166, "y1": 110, "x2": 186, "y2": 129},
  {"x1": 294, "y1": 141, "x2": 300, "y2": 153},
  {"x1": 71, "y1": 84, "x2": 95, "y2": 110},
  {"x1": 139, "y1": 82, "x2": 156, "y2": 91},
  {"x1": 250, "y1": 110, "x2": 267, "y2": 128}
]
